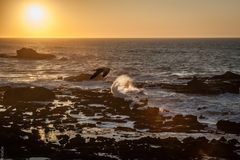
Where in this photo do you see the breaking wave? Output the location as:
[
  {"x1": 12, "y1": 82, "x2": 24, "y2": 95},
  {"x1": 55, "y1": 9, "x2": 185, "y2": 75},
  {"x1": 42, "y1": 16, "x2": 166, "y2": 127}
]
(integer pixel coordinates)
[{"x1": 111, "y1": 74, "x2": 142, "y2": 98}]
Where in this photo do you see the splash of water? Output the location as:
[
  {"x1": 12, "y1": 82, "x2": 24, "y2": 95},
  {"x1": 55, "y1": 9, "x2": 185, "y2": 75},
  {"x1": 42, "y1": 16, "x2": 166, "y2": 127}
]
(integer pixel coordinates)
[
  {"x1": 111, "y1": 74, "x2": 142, "y2": 98},
  {"x1": 111, "y1": 75, "x2": 148, "y2": 109}
]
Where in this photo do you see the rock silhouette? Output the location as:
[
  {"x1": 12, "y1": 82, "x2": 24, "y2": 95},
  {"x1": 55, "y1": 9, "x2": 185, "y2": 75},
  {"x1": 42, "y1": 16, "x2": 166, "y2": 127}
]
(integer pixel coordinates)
[
  {"x1": 64, "y1": 73, "x2": 104, "y2": 82},
  {"x1": 0, "y1": 48, "x2": 56, "y2": 60},
  {"x1": 217, "y1": 120, "x2": 240, "y2": 134},
  {"x1": 152, "y1": 71, "x2": 240, "y2": 95},
  {"x1": 90, "y1": 67, "x2": 110, "y2": 80},
  {"x1": 210, "y1": 71, "x2": 240, "y2": 80},
  {"x1": 3, "y1": 86, "x2": 55, "y2": 104},
  {"x1": 16, "y1": 48, "x2": 56, "y2": 60}
]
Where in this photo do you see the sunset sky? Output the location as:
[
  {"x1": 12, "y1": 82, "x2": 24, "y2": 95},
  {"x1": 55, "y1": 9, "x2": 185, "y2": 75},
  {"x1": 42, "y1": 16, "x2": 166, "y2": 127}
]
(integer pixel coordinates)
[{"x1": 0, "y1": 0, "x2": 240, "y2": 38}]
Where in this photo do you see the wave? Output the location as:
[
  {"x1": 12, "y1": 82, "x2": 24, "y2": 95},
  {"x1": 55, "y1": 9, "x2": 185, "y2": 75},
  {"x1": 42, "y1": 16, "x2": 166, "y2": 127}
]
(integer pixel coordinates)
[
  {"x1": 110, "y1": 74, "x2": 148, "y2": 108},
  {"x1": 111, "y1": 74, "x2": 142, "y2": 98}
]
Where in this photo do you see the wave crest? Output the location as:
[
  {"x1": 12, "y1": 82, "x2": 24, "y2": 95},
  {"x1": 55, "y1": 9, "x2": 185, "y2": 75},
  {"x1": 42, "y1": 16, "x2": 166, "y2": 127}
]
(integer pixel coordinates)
[{"x1": 111, "y1": 74, "x2": 142, "y2": 98}]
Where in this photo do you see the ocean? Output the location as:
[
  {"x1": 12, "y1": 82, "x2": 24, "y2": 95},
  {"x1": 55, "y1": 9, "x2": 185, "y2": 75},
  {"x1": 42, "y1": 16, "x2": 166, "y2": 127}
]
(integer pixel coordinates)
[{"x1": 0, "y1": 38, "x2": 240, "y2": 126}]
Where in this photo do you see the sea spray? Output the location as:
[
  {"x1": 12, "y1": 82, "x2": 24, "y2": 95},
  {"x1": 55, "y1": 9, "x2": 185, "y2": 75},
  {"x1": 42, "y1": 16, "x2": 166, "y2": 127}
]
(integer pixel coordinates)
[
  {"x1": 111, "y1": 75, "x2": 147, "y2": 108},
  {"x1": 111, "y1": 75, "x2": 140, "y2": 97}
]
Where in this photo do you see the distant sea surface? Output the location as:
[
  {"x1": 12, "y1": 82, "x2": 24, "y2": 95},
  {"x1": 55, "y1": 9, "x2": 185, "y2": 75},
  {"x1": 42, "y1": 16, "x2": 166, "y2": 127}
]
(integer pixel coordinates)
[{"x1": 0, "y1": 38, "x2": 240, "y2": 124}]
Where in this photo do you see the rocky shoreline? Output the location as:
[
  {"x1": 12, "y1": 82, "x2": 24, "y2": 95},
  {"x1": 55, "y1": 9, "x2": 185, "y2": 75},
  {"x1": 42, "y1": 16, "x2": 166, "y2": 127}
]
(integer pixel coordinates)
[
  {"x1": 142, "y1": 71, "x2": 240, "y2": 95},
  {"x1": 0, "y1": 84, "x2": 240, "y2": 159}
]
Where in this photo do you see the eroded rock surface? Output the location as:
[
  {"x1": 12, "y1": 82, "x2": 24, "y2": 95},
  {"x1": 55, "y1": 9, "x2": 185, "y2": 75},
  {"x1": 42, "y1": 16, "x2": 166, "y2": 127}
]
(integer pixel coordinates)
[
  {"x1": 3, "y1": 86, "x2": 55, "y2": 104},
  {"x1": 0, "y1": 86, "x2": 239, "y2": 159}
]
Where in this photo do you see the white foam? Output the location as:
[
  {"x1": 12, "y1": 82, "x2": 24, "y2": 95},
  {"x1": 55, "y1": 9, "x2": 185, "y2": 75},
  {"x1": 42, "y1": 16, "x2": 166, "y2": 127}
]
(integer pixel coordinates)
[
  {"x1": 111, "y1": 75, "x2": 148, "y2": 108},
  {"x1": 111, "y1": 74, "x2": 142, "y2": 98}
]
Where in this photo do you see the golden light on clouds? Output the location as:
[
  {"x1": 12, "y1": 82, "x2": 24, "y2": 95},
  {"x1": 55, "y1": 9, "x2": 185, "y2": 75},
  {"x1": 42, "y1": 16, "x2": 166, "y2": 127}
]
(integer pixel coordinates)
[{"x1": 0, "y1": 0, "x2": 239, "y2": 38}]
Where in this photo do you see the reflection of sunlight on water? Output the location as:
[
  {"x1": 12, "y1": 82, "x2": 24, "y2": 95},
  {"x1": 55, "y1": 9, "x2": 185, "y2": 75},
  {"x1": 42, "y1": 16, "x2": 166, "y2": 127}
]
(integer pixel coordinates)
[
  {"x1": 39, "y1": 128, "x2": 58, "y2": 142},
  {"x1": 69, "y1": 112, "x2": 102, "y2": 124},
  {"x1": 0, "y1": 105, "x2": 6, "y2": 112},
  {"x1": 39, "y1": 129, "x2": 45, "y2": 141},
  {"x1": 0, "y1": 108, "x2": 6, "y2": 112},
  {"x1": 52, "y1": 100, "x2": 74, "y2": 108},
  {"x1": 23, "y1": 112, "x2": 33, "y2": 116},
  {"x1": 82, "y1": 127, "x2": 115, "y2": 138}
]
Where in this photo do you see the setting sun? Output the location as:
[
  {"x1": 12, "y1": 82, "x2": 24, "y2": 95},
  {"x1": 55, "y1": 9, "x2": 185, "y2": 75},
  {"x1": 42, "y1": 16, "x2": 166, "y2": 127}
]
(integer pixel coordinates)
[
  {"x1": 24, "y1": 4, "x2": 49, "y2": 29},
  {"x1": 26, "y1": 5, "x2": 46, "y2": 26},
  {"x1": 16, "y1": 2, "x2": 56, "y2": 38}
]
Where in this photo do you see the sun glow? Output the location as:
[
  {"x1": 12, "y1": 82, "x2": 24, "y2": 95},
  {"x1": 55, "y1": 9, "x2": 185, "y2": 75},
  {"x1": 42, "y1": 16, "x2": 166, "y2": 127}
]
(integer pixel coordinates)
[
  {"x1": 18, "y1": 3, "x2": 56, "y2": 37},
  {"x1": 25, "y1": 4, "x2": 47, "y2": 27},
  {"x1": 1, "y1": 0, "x2": 239, "y2": 38}
]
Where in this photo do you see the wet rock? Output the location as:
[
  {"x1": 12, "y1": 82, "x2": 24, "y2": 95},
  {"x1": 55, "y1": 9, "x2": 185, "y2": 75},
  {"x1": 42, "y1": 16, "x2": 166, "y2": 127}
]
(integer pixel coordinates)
[
  {"x1": 0, "y1": 48, "x2": 56, "y2": 60},
  {"x1": 197, "y1": 106, "x2": 207, "y2": 110},
  {"x1": 115, "y1": 126, "x2": 136, "y2": 132},
  {"x1": 0, "y1": 85, "x2": 11, "y2": 92},
  {"x1": 182, "y1": 137, "x2": 209, "y2": 156},
  {"x1": 160, "y1": 83, "x2": 220, "y2": 95},
  {"x1": 57, "y1": 135, "x2": 69, "y2": 145},
  {"x1": 207, "y1": 138, "x2": 239, "y2": 159},
  {"x1": 217, "y1": 120, "x2": 240, "y2": 134},
  {"x1": 64, "y1": 73, "x2": 104, "y2": 82},
  {"x1": 187, "y1": 76, "x2": 207, "y2": 88},
  {"x1": 161, "y1": 75, "x2": 240, "y2": 94},
  {"x1": 16, "y1": 48, "x2": 56, "y2": 60},
  {"x1": 1, "y1": 86, "x2": 239, "y2": 159},
  {"x1": 228, "y1": 139, "x2": 239, "y2": 145},
  {"x1": 3, "y1": 87, "x2": 55, "y2": 104},
  {"x1": 149, "y1": 71, "x2": 240, "y2": 95},
  {"x1": 65, "y1": 134, "x2": 85, "y2": 149},
  {"x1": 0, "y1": 54, "x2": 15, "y2": 58},
  {"x1": 210, "y1": 71, "x2": 240, "y2": 80},
  {"x1": 199, "y1": 115, "x2": 205, "y2": 119},
  {"x1": 163, "y1": 114, "x2": 206, "y2": 132},
  {"x1": 0, "y1": 123, "x2": 240, "y2": 159}
]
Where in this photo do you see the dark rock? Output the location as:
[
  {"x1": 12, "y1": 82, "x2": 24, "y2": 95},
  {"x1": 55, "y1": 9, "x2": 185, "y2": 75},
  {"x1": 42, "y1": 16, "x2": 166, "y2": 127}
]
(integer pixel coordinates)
[
  {"x1": 57, "y1": 135, "x2": 69, "y2": 145},
  {"x1": 160, "y1": 83, "x2": 221, "y2": 95},
  {"x1": 16, "y1": 48, "x2": 56, "y2": 60},
  {"x1": 197, "y1": 106, "x2": 207, "y2": 110},
  {"x1": 115, "y1": 126, "x2": 136, "y2": 132},
  {"x1": 64, "y1": 73, "x2": 104, "y2": 82},
  {"x1": 199, "y1": 115, "x2": 205, "y2": 119},
  {"x1": 163, "y1": 114, "x2": 206, "y2": 132},
  {"x1": 3, "y1": 86, "x2": 55, "y2": 104},
  {"x1": 160, "y1": 72, "x2": 240, "y2": 94},
  {"x1": 0, "y1": 48, "x2": 56, "y2": 60},
  {"x1": 0, "y1": 54, "x2": 15, "y2": 58},
  {"x1": 210, "y1": 71, "x2": 240, "y2": 80},
  {"x1": 217, "y1": 120, "x2": 240, "y2": 134},
  {"x1": 65, "y1": 134, "x2": 85, "y2": 148},
  {"x1": 187, "y1": 76, "x2": 206, "y2": 88},
  {"x1": 0, "y1": 86, "x2": 240, "y2": 159},
  {"x1": 90, "y1": 67, "x2": 110, "y2": 80},
  {"x1": 207, "y1": 138, "x2": 239, "y2": 159}
]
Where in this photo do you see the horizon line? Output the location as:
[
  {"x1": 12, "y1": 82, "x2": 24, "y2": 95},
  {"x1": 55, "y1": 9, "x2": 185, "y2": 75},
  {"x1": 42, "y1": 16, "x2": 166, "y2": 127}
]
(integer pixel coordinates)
[{"x1": 0, "y1": 36, "x2": 240, "y2": 39}]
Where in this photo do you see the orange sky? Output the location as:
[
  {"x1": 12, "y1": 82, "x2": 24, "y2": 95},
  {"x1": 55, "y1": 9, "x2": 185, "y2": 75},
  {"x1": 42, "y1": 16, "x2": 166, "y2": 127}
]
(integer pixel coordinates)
[{"x1": 0, "y1": 0, "x2": 240, "y2": 38}]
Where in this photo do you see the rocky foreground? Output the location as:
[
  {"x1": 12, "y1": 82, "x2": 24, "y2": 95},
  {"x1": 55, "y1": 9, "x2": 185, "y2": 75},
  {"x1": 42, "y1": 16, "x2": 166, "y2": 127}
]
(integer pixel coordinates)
[{"x1": 0, "y1": 85, "x2": 240, "y2": 159}]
